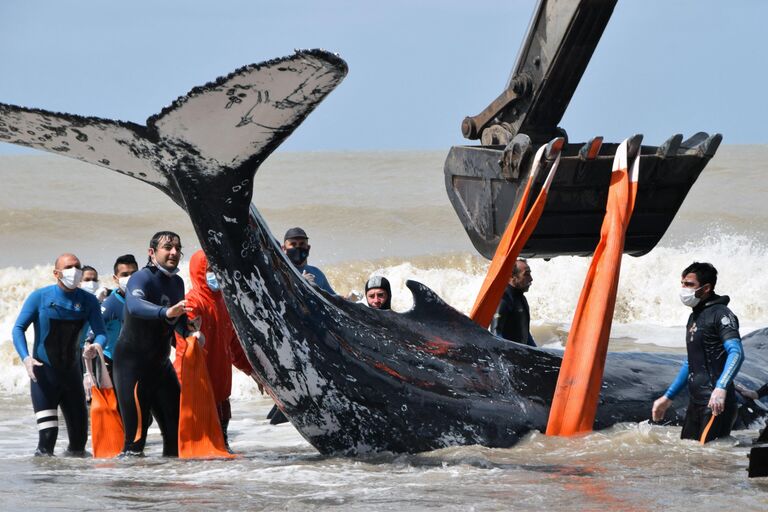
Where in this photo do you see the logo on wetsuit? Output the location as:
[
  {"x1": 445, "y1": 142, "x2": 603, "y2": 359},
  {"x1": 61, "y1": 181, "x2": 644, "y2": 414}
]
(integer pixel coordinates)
[{"x1": 687, "y1": 323, "x2": 697, "y2": 344}]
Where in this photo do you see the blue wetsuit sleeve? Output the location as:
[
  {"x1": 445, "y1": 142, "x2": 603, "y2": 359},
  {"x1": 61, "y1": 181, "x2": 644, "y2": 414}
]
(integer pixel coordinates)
[
  {"x1": 125, "y1": 271, "x2": 168, "y2": 319},
  {"x1": 665, "y1": 360, "x2": 688, "y2": 399},
  {"x1": 716, "y1": 338, "x2": 744, "y2": 390},
  {"x1": 12, "y1": 290, "x2": 39, "y2": 360},
  {"x1": 304, "y1": 266, "x2": 336, "y2": 295},
  {"x1": 86, "y1": 295, "x2": 108, "y2": 347},
  {"x1": 316, "y1": 271, "x2": 336, "y2": 296}
]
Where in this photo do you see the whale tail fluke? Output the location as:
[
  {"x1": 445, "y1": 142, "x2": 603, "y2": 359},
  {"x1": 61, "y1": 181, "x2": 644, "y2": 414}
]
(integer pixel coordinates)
[
  {"x1": 147, "y1": 50, "x2": 348, "y2": 180},
  {"x1": 0, "y1": 50, "x2": 348, "y2": 214}
]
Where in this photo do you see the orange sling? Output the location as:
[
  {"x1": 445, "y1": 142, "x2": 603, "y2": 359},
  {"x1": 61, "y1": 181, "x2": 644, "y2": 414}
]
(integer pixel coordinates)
[
  {"x1": 546, "y1": 136, "x2": 641, "y2": 436},
  {"x1": 85, "y1": 346, "x2": 124, "y2": 458},
  {"x1": 177, "y1": 334, "x2": 236, "y2": 459},
  {"x1": 470, "y1": 138, "x2": 564, "y2": 328}
]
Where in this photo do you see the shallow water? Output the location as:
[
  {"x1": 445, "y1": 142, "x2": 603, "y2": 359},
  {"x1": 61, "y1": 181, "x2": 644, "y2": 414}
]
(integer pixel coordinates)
[
  {"x1": 3, "y1": 148, "x2": 768, "y2": 509},
  {"x1": 2, "y1": 393, "x2": 767, "y2": 511}
]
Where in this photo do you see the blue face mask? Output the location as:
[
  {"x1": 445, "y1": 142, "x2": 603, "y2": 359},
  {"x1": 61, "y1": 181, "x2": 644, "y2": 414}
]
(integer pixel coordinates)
[{"x1": 206, "y1": 271, "x2": 220, "y2": 292}]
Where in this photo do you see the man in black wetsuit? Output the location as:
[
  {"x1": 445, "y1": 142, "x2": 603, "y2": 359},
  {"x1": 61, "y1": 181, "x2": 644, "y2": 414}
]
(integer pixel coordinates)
[
  {"x1": 491, "y1": 258, "x2": 536, "y2": 347},
  {"x1": 112, "y1": 231, "x2": 193, "y2": 456},
  {"x1": 12, "y1": 253, "x2": 107, "y2": 456},
  {"x1": 652, "y1": 262, "x2": 744, "y2": 443}
]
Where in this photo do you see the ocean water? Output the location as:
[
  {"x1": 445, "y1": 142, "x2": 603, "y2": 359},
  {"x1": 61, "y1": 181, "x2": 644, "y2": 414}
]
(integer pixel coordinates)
[{"x1": 1, "y1": 147, "x2": 768, "y2": 510}]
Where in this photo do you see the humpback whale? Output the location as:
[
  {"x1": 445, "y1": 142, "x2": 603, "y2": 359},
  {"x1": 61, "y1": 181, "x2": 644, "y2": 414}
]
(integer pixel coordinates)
[{"x1": 1, "y1": 50, "x2": 767, "y2": 455}]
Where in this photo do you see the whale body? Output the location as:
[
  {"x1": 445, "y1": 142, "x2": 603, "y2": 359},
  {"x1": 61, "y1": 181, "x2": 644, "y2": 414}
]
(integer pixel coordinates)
[{"x1": 1, "y1": 50, "x2": 767, "y2": 455}]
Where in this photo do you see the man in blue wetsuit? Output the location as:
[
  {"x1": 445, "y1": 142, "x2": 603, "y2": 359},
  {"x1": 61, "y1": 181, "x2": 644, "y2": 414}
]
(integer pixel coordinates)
[
  {"x1": 95, "y1": 254, "x2": 139, "y2": 380},
  {"x1": 652, "y1": 262, "x2": 744, "y2": 443},
  {"x1": 12, "y1": 252, "x2": 107, "y2": 456},
  {"x1": 281, "y1": 227, "x2": 337, "y2": 295},
  {"x1": 112, "y1": 231, "x2": 193, "y2": 456}
]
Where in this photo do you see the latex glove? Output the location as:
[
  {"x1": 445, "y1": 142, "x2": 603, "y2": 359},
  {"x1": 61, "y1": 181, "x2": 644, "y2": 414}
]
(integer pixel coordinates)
[
  {"x1": 95, "y1": 286, "x2": 109, "y2": 302},
  {"x1": 23, "y1": 356, "x2": 43, "y2": 382},
  {"x1": 346, "y1": 290, "x2": 362, "y2": 302},
  {"x1": 735, "y1": 383, "x2": 759, "y2": 400},
  {"x1": 83, "y1": 372, "x2": 94, "y2": 401},
  {"x1": 191, "y1": 330, "x2": 206, "y2": 348},
  {"x1": 651, "y1": 395, "x2": 672, "y2": 422},
  {"x1": 301, "y1": 270, "x2": 317, "y2": 287},
  {"x1": 82, "y1": 343, "x2": 100, "y2": 359},
  {"x1": 708, "y1": 387, "x2": 727, "y2": 416}
]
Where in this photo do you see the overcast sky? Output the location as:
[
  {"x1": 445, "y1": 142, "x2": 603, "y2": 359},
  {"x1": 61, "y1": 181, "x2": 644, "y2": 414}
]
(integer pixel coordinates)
[{"x1": 1, "y1": 0, "x2": 765, "y2": 153}]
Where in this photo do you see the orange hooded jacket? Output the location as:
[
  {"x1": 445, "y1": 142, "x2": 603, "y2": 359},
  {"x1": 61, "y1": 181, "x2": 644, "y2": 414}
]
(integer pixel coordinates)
[{"x1": 174, "y1": 250, "x2": 252, "y2": 403}]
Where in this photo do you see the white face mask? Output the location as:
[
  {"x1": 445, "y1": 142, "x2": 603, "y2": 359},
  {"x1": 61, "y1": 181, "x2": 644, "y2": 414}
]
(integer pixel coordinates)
[
  {"x1": 80, "y1": 280, "x2": 100, "y2": 294},
  {"x1": 206, "y1": 272, "x2": 220, "y2": 291},
  {"x1": 679, "y1": 286, "x2": 702, "y2": 308},
  {"x1": 59, "y1": 267, "x2": 83, "y2": 290},
  {"x1": 151, "y1": 256, "x2": 179, "y2": 277},
  {"x1": 117, "y1": 276, "x2": 131, "y2": 292}
]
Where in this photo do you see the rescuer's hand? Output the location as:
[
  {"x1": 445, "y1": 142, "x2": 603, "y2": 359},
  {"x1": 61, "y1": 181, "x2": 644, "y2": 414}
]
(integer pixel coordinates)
[
  {"x1": 302, "y1": 271, "x2": 317, "y2": 286},
  {"x1": 652, "y1": 395, "x2": 672, "y2": 422},
  {"x1": 708, "y1": 388, "x2": 727, "y2": 416},
  {"x1": 735, "y1": 383, "x2": 759, "y2": 400},
  {"x1": 82, "y1": 342, "x2": 100, "y2": 360},
  {"x1": 23, "y1": 356, "x2": 43, "y2": 382},
  {"x1": 166, "y1": 300, "x2": 191, "y2": 318}
]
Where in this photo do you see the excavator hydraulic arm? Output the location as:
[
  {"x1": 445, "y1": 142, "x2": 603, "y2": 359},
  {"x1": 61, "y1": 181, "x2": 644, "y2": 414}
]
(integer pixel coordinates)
[{"x1": 445, "y1": 0, "x2": 721, "y2": 259}]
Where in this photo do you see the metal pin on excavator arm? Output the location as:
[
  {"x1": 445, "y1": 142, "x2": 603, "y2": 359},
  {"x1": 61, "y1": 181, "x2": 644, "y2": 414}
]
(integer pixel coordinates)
[{"x1": 445, "y1": 0, "x2": 722, "y2": 260}]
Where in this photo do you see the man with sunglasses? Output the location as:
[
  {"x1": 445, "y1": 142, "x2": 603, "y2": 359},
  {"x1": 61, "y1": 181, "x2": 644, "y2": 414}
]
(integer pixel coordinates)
[
  {"x1": 12, "y1": 253, "x2": 107, "y2": 456},
  {"x1": 652, "y1": 262, "x2": 744, "y2": 442}
]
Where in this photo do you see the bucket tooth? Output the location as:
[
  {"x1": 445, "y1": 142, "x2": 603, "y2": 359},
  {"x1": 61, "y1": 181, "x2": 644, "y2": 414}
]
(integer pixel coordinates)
[
  {"x1": 578, "y1": 136, "x2": 603, "y2": 161},
  {"x1": 625, "y1": 134, "x2": 643, "y2": 162},
  {"x1": 681, "y1": 132, "x2": 723, "y2": 157},
  {"x1": 700, "y1": 133, "x2": 723, "y2": 158},
  {"x1": 656, "y1": 134, "x2": 682, "y2": 158},
  {"x1": 680, "y1": 132, "x2": 710, "y2": 150},
  {"x1": 545, "y1": 137, "x2": 566, "y2": 160}
]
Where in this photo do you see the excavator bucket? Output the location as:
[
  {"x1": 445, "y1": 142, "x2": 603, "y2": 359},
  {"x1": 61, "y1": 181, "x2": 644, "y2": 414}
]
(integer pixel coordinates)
[
  {"x1": 445, "y1": 0, "x2": 722, "y2": 259},
  {"x1": 445, "y1": 132, "x2": 721, "y2": 259}
]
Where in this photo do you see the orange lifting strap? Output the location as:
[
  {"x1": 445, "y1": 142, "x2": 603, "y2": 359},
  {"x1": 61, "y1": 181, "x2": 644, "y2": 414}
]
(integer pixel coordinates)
[
  {"x1": 85, "y1": 345, "x2": 124, "y2": 458},
  {"x1": 177, "y1": 335, "x2": 236, "y2": 459},
  {"x1": 470, "y1": 138, "x2": 564, "y2": 328},
  {"x1": 546, "y1": 136, "x2": 640, "y2": 436}
]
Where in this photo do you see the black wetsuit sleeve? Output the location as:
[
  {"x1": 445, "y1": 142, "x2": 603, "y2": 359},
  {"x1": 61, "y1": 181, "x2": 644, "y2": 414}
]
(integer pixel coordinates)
[
  {"x1": 491, "y1": 297, "x2": 512, "y2": 338},
  {"x1": 125, "y1": 270, "x2": 168, "y2": 319},
  {"x1": 714, "y1": 307, "x2": 740, "y2": 342},
  {"x1": 12, "y1": 289, "x2": 40, "y2": 360}
]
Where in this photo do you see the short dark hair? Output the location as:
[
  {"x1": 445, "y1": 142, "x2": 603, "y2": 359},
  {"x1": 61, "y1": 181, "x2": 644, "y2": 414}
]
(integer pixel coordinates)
[
  {"x1": 82, "y1": 265, "x2": 98, "y2": 278},
  {"x1": 682, "y1": 262, "x2": 717, "y2": 289},
  {"x1": 113, "y1": 254, "x2": 139, "y2": 274},
  {"x1": 512, "y1": 258, "x2": 528, "y2": 277},
  {"x1": 147, "y1": 231, "x2": 181, "y2": 265}
]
